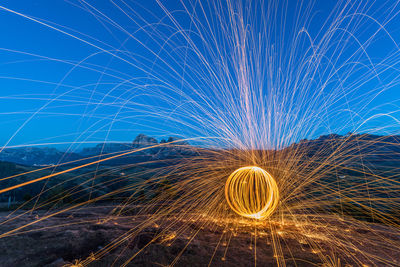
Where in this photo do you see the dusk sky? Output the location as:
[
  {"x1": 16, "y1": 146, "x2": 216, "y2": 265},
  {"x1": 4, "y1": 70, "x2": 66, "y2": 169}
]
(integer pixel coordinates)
[
  {"x1": 1, "y1": 0, "x2": 400, "y2": 150},
  {"x1": 2, "y1": 3, "x2": 400, "y2": 267}
]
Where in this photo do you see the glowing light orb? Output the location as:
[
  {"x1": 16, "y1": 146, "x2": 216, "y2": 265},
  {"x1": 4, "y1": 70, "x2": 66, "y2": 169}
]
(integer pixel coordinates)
[{"x1": 225, "y1": 166, "x2": 279, "y2": 220}]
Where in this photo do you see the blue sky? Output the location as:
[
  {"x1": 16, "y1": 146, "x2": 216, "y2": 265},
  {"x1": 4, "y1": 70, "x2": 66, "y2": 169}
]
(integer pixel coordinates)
[{"x1": 0, "y1": 1, "x2": 400, "y2": 150}]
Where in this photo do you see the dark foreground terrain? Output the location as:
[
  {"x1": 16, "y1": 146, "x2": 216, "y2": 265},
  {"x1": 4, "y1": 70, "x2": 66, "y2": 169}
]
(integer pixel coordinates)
[
  {"x1": 1, "y1": 205, "x2": 399, "y2": 267},
  {"x1": 1, "y1": 133, "x2": 400, "y2": 266}
]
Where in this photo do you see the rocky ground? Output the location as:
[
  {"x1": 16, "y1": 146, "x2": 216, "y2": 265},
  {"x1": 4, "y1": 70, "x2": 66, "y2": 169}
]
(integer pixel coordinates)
[{"x1": 0, "y1": 205, "x2": 399, "y2": 267}]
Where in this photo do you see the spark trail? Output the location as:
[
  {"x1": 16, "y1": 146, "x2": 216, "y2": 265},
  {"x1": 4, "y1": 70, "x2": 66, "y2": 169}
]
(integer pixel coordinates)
[{"x1": 0, "y1": 0, "x2": 400, "y2": 266}]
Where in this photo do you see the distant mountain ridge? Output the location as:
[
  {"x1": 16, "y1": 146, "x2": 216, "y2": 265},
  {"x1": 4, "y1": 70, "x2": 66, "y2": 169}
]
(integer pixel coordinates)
[
  {"x1": 1, "y1": 133, "x2": 400, "y2": 214},
  {"x1": 286, "y1": 133, "x2": 400, "y2": 167},
  {"x1": 0, "y1": 147, "x2": 81, "y2": 166},
  {"x1": 1, "y1": 133, "x2": 400, "y2": 166},
  {"x1": 0, "y1": 134, "x2": 192, "y2": 166}
]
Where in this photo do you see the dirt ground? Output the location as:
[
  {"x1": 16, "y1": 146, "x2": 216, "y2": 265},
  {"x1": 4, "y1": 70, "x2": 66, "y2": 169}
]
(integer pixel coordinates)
[{"x1": 1, "y1": 205, "x2": 399, "y2": 267}]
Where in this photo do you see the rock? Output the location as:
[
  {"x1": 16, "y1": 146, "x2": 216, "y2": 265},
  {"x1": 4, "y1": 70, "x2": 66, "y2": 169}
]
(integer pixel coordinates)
[
  {"x1": 80, "y1": 143, "x2": 131, "y2": 156},
  {"x1": 132, "y1": 134, "x2": 158, "y2": 148},
  {"x1": 44, "y1": 258, "x2": 66, "y2": 267},
  {"x1": 166, "y1": 137, "x2": 189, "y2": 145}
]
